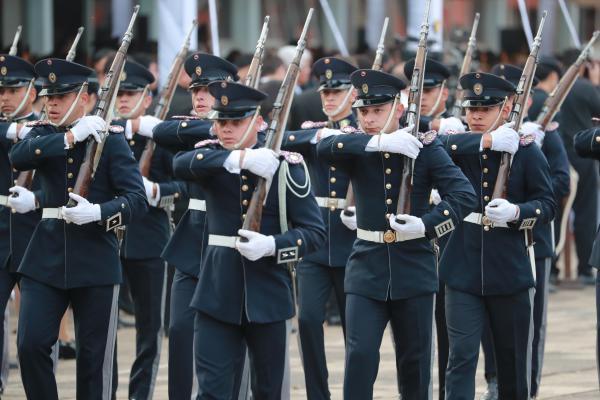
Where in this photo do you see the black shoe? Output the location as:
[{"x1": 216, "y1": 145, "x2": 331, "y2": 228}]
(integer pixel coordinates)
[{"x1": 59, "y1": 340, "x2": 77, "y2": 360}]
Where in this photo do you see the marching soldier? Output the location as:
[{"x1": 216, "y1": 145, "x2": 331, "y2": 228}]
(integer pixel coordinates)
[
  {"x1": 317, "y1": 69, "x2": 477, "y2": 399},
  {"x1": 114, "y1": 60, "x2": 183, "y2": 400},
  {"x1": 281, "y1": 56, "x2": 357, "y2": 400},
  {"x1": 10, "y1": 58, "x2": 147, "y2": 399},
  {"x1": 172, "y1": 81, "x2": 326, "y2": 399},
  {"x1": 477, "y1": 64, "x2": 570, "y2": 400},
  {"x1": 137, "y1": 53, "x2": 241, "y2": 399},
  {"x1": 0, "y1": 52, "x2": 39, "y2": 393},
  {"x1": 438, "y1": 72, "x2": 556, "y2": 399}
]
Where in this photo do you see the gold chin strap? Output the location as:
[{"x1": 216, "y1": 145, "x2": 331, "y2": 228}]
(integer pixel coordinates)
[
  {"x1": 322, "y1": 87, "x2": 353, "y2": 119},
  {"x1": 424, "y1": 80, "x2": 446, "y2": 117},
  {"x1": 227, "y1": 107, "x2": 261, "y2": 150},
  {"x1": 117, "y1": 85, "x2": 150, "y2": 119},
  {"x1": 57, "y1": 83, "x2": 88, "y2": 127},
  {"x1": 486, "y1": 96, "x2": 509, "y2": 133},
  {"x1": 5, "y1": 79, "x2": 35, "y2": 120}
]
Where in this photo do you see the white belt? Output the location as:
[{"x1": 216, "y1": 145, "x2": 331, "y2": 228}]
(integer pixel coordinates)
[
  {"x1": 208, "y1": 234, "x2": 240, "y2": 248},
  {"x1": 42, "y1": 207, "x2": 64, "y2": 220},
  {"x1": 0, "y1": 195, "x2": 8, "y2": 207},
  {"x1": 188, "y1": 198, "x2": 206, "y2": 211},
  {"x1": 356, "y1": 227, "x2": 424, "y2": 243},
  {"x1": 315, "y1": 197, "x2": 346, "y2": 209},
  {"x1": 463, "y1": 212, "x2": 508, "y2": 228}
]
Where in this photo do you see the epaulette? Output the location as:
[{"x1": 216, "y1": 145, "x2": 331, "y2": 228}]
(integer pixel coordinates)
[
  {"x1": 194, "y1": 138, "x2": 220, "y2": 148},
  {"x1": 171, "y1": 115, "x2": 202, "y2": 121},
  {"x1": 280, "y1": 151, "x2": 304, "y2": 165},
  {"x1": 26, "y1": 120, "x2": 52, "y2": 127},
  {"x1": 418, "y1": 130, "x2": 438, "y2": 145},
  {"x1": 341, "y1": 125, "x2": 359, "y2": 134},
  {"x1": 301, "y1": 120, "x2": 327, "y2": 130},
  {"x1": 108, "y1": 125, "x2": 125, "y2": 134},
  {"x1": 520, "y1": 134, "x2": 535, "y2": 147}
]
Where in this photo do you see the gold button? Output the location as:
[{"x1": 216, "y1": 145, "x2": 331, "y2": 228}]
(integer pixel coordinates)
[
  {"x1": 11, "y1": 208, "x2": 16, "y2": 214},
  {"x1": 68, "y1": 158, "x2": 74, "y2": 164},
  {"x1": 337, "y1": 142, "x2": 343, "y2": 149},
  {"x1": 535, "y1": 209, "x2": 541, "y2": 215},
  {"x1": 121, "y1": 203, "x2": 126, "y2": 209},
  {"x1": 484, "y1": 195, "x2": 490, "y2": 201},
  {"x1": 12, "y1": 168, "x2": 17, "y2": 173},
  {"x1": 241, "y1": 184, "x2": 249, "y2": 192},
  {"x1": 330, "y1": 206, "x2": 336, "y2": 212},
  {"x1": 67, "y1": 187, "x2": 73, "y2": 193},
  {"x1": 386, "y1": 198, "x2": 392, "y2": 205},
  {"x1": 385, "y1": 183, "x2": 391, "y2": 189},
  {"x1": 482, "y1": 154, "x2": 488, "y2": 160},
  {"x1": 242, "y1": 213, "x2": 246, "y2": 219},
  {"x1": 181, "y1": 122, "x2": 188, "y2": 128},
  {"x1": 443, "y1": 210, "x2": 449, "y2": 216},
  {"x1": 330, "y1": 166, "x2": 336, "y2": 171},
  {"x1": 330, "y1": 191, "x2": 336, "y2": 197},
  {"x1": 196, "y1": 153, "x2": 203, "y2": 160},
  {"x1": 289, "y1": 135, "x2": 296, "y2": 141},
  {"x1": 483, "y1": 182, "x2": 488, "y2": 188},
  {"x1": 129, "y1": 140, "x2": 135, "y2": 146},
  {"x1": 384, "y1": 153, "x2": 390, "y2": 159},
  {"x1": 484, "y1": 225, "x2": 490, "y2": 231},
  {"x1": 483, "y1": 168, "x2": 488, "y2": 173},
  {"x1": 595, "y1": 136, "x2": 600, "y2": 143},
  {"x1": 35, "y1": 149, "x2": 41, "y2": 155},
  {"x1": 296, "y1": 239, "x2": 302, "y2": 246},
  {"x1": 451, "y1": 144, "x2": 457, "y2": 150},
  {"x1": 386, "y1": 213, "x2": 391, "y2": 218},
  {"x1": 385, "y1": 168, "x2": 391, "y2": 175},
  {"x1": 242, "y1": 199, "x2": 249, "y2": 206},
  {"x1": 241, "y1": 175, "x2": 248, "y2": 180},
  {"x1": 67, "y1": 172, "x2": 73, "y2": 179},
  {"x1": 174, "y1": 192, "x2": 180, "y2": 198},
  {"x1": 330, "y1": 177, "x2": 336, "y2": 183}
]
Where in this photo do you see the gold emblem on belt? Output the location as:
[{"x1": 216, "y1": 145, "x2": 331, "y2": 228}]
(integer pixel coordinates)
[{"x1": 383, "y1": 230, "x2": 396, "y2": 243}]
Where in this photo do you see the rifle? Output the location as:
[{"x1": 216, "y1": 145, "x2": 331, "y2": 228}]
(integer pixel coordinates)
[
  {"x1": 490, "y1": 11, "x2": 547, "y2": 201},
  {"x1": 451, "y1": 13, "x2": 480, "y2": 118},
  {"x1": 14, "y1": 27, "x2": 85, "y2": 190},
  {"x1": 342, "y1": 17, "x2": 389, "y2": 217},
  {"x1": 8, "y1": 25, "x2": 22, "y2": 56},
  {"x1": 241, "y1": 8, "x2": 314, "y2": 234},
  {"x1": 68, "y1": 5, "x2": 140, "y2": 204},
  {"x1": 138, "y1": 20, "x2": 197, "y2": 178},
  {"x1": 395, "y1": 0, "x2": 431, "y2": 216},
  {"x1": 244, "y1": 16, "x2": 270, "y2": 89}
]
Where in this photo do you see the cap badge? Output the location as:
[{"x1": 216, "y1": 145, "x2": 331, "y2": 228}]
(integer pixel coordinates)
[
  {"x1": 195, "y1": 66, "x2": 202, "y2": 76},
  {"x1": 120, "y1": 71, "x2": 127, "y2": 82},
  {"x1": 48, "y1": 72, "x2": 57, "y2": 83},
  {"x1": 221, "y1": 95, "x2": 228, "y2": 106},
  {"x1": 0, "y1": 56, "x2": 5, "y2": 62},
  {"x1": 0, "y1": 67, "x2": 6, "y2": 76},
  {"x1": 362, "y1": 83, "x2": 368, "y2": 94},
  {"x1": 325, "y1": 69, "x2": 333, "y2": 80},
  {"x1": 473, "y1": 83, "x2": 483, "y2": 96}
]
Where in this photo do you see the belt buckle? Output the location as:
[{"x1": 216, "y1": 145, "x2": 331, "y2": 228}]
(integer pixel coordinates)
[
  {"x1": 327, "y1": 198, "x2": 339, "y2": 209},
  {"x1": 481, "y1": 215, "x2": 494, "y2": 227},
  {"x1": 383, "y1": 230, "x2": 396, "y2": 243}
]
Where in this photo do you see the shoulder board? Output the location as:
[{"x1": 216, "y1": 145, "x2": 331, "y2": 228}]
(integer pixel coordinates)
[
  {"x1": 301, "y1": 120, "x2": 327, "y2": 130},
  {"x1": 520, "y1": 134, "x2": 535, "y2": 147},
  {"x1": 171, "y1": 115, "x2": 202, "y2": 121},
  {"x1": 194, "y1": 138, "x2": 220, "y2": 148},
  {"x1": 418, "y1": 130, "x2": 438, "y2": 145},
  {"x1": 26, "y1": 120, "x2": 52, "y2": 127},
  {"x1": 280, "y1": 151, "x2": 304, "y2": 165},
  {"x1": 108, "y1": 125, "x2": 125, "y2": 134},
  {"x1": 341, "y1": 126, "x2": 359, "y2": 134}
]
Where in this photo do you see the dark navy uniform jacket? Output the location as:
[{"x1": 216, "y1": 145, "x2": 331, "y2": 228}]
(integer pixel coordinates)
[
  {"x1": 317, "y1": 132, "x2": 477, "y2": 301},
  {"x1": 10, "y1": 123, "x2": 148, "y2": 289},
  {"x1": 173, "y1": 141, "x2": 326, "y2": 324},
  {"x1": 0, "y1": 113, "x2": 41, "y2": 272},
  {"x1": 438, "y1": 133, "x2": 556, "y2": 295},
  {"x1": 153, "y1": 117, "x2": 212, "y2": 276},
  {"x1": 282, "y1": 114, "x2": 357, "y2": 267},
  {"x1": 574, "y1": 127, "x2": 600, "y2": 268},
  {"x1": 112, "y1": 119, "x2": 185, "y2": 260}
]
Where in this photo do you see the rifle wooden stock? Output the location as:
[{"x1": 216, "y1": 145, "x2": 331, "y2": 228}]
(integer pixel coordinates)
[
  {"x1": 492, "y1": 11, "x2": 547, "y2": 200},
  {"x1": 244, "y1": 16, "x2": 270, "y2": 89},
  {"x1": 69, "y1": 5, "x2": 140, "y2": 203},
  {"x1": 451, "y1": 13, "x2": 480, "y2": 118},
  {"x1": 241, "y1": 9, "x2": 313, "y2": 234},
  {"x1": 138, "y1": 20, "x2": 197, "y2": 178}
]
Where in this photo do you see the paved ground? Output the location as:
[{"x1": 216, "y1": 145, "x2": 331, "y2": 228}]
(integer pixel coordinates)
[{"x1": 2, "y1": 284, "x2": 598, "y2": 399}]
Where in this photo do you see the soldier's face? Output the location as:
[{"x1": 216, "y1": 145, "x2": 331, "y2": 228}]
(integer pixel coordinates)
[
  {"x1": 191, "y1": 87, "x2": 215, "y2": 118},
  {"x1": 356, "y1": 102, "x2": 404, "y2": 134},
  {"x1": 465, "y1": 106, "x2": 504, "y2": 132},
  {"x1": 320, "y1": 88, "x2": 355, "y2": 117},
  {"x1": 420, "y1": 86, "x2": 448, "y2": 115},
  {"x1": 213, "y1": 114, "x2": 264, "y2": 149},
  {"x1": 117, "y1": 90, "x2": 151, "y2": 118},
  {"x1": 0, "y1": 86, "x2": 31, "y2": 115},
  {"x1": 45, "y1": 91, "x2": 89, "y2": 125}
]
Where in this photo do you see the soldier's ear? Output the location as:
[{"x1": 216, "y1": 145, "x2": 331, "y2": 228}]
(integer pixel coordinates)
[
  {"x1": 80, "y1": 91, "x2": 90, "y2": 106},
  {"x1": 441, "y1": 86, "x2": 449, "y2": 101},
  {"x1": 395, "y1": 102, "x2": 405, "y2": 118}
]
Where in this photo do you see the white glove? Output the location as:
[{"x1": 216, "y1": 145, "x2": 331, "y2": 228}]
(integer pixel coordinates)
[
  {"x1": 6, "y1": 123, "x2": 32, "y2": 140},
  {"x1": 340, "y1": 207, "x2": 357, "y2": 230},
  {"x1": 138, "y1": 115, "x2": 162, "y2": 138},
  {"x1": 142, "y1": 176, "x2": 160, "y2": 207},
  {"x1": 7, "y1": 186, "x2": 36, "y2": 213},
  {"x1": 389, "y1": 214, "x2": 426, "y2": 236},
  {"x1": 484, "y1": 198, "x2": 519, "y2": 224},
  {"x1": 61, "y1": 193, "x2": 102, "y2": 225},
  {"x1": 520, "y1": 121, "x2": 545, "y2": 147},
  {"x1": 235, "y1": 229, "x2": 276, "y2": 261},
  {"x1": 242, "y1": 148, "x2": 280, "y2": 180},
  {"x1": 311, "y1": 128, "x2": 342, "y2": 144},
  {"x1": 366, "y1": 125, "x2": 423, "y2": 159},
  {"x1": 488, "y1": 122, "x2": 519, "y2": 155},
  {"x1": 438, "y1": 117, "x2": 466, "y2": 135},
  {"x1": 430, "y1": 189, "x2": 442, "y2": 205},
  {"x1": 70, "y1": 115, "x2": 105, "y2": 144}
]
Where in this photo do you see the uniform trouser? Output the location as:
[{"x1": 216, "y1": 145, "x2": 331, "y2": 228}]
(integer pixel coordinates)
[
  {"x1": 17, "y1": 277, "x2": 118, "y2": 400},
  {"x1": 480, "y1": 258, "x2": 550, "y2": 397},
  {"x1": 194, "y1": 311, "x2": 286, "y2": 400},
  {"x1": 120, "y1": 257, "x2": 166, "y2": 400},
  {"x1": 296, "y1": 260, "x2": 346, "y2": 400},
  {"x1": 344, "y1": 293, "x2": 434, "y2": 400},
  {"x1": 596, "y1": 273, "x2": 600, "y2": 388},
  {"x1": 445, "y1": 287, "x2": 533, "y2": 400},
  {"x1": 0, "y1": 269, "x2": 18, "y2": 390},
  {"x1": 435, "y1": 282, "x2": 449, "y2": 400}
]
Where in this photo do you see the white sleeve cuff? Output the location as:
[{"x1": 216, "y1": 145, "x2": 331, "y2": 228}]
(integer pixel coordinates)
[
  {"x1": 6, "y1": 123, "x2": 17, "y2": 140},
  {"x1": 365, "y1": 135, "x2": 380, "y2": 152},
  {"x1": 64, "y1": 133, "x2": 71, "y2": 149},
  {"x1": 223, "y1": 150, "x2": 242, "y2": 174},
  {"x1": 125, "y1": 120, "x2": 133, "y2": 139}
]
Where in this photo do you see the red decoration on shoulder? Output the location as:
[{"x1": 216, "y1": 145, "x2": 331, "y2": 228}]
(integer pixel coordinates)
[
  {"x1": 194, "y1": 138, "x2": 220, "y2": 148},
  {"x1": 418, "y1": 130, "x2": 438, "y2": 145},
  {"x1": 301, "y1": 120, "x2": 327, "y2": 130},
  {"x1": 280, "y1": 150, "x2": 304, "y2": 165}
]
